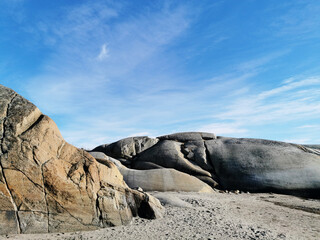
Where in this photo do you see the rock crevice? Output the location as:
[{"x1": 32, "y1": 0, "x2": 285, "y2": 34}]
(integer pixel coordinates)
[
  {"x1": 0, "y1": 92, "x2": 21, "y2": 233},
  {"x1": 0, "y1": 93, "x2": 17, "y2": 154},
  {"x1": 0, "y1": 164, "x2": 21, "y2": 233},
  {"x1": 0, "y1": 84, "x2": 164, "y2": 234}
]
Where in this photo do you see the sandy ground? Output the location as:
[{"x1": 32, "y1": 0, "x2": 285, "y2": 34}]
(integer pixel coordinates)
[{"x1": 1, "y1": 191, "x2": 319, "y2": 240}]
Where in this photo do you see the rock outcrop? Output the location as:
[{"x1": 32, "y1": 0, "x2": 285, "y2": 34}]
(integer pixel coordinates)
[
  {"x1": 205, "y1": 137, "x2": 320, "y2": 197},
  {"x1": 92, "y1": 137, "x2": 159, "y2": 166},
  {"x1": 92, "y1": 133, "x2": 320, "y2": 198},
  {"x1": 89, "y1": 152, "x2": 214, "y2": 193},
  {"x1": 0, "y1": 85, "x2": 163, "y2": 235}
]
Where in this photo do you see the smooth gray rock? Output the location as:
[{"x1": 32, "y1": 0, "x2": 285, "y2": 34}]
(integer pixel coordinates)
[
  {"x1": 132, "y1": 140, "x2": 213, "y2": 178},
  {"x1": 158, "y1": 132, "x2": 216, "y2": 142},
  {"x1": 132, "y1": 161, "x2": 164, "y2": 170},
  {"x1": 194, "y1": 175, "x2": 219, "y2": 188},
  {"x1": 151, "y1": 192, "x2": 193, "y2": 208},
  {"x1": 88, "y1": 151, "x2": 109, "y2": 161},
  {"x1": 92, "y1": 133, "x2": 320, "y2": 198},
  {"x1": 182, "y1": 140, "x2": 214, "y2": 172},
  {"x1": 122, "y1": 168, "x2": 214, "y2": 192},
  {"x1": 205, "y1": 137, "x2": 320, "y2": 197},
  {"x1": 92, "y1": 136, "x2": 159, "y2": 160},
  {"x1": 90, "y1": 152, "x2": 214, "y2": 193}
]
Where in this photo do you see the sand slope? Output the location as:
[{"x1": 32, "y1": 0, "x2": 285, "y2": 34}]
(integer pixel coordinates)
[{"x1": 1, "y1": 191, "x2": 319, "y2": 240}]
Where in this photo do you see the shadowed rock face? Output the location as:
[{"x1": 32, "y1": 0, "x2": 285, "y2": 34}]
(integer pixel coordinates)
[
  {"x1": 0, "y1": 85, "x2": 163, "y2": 235},
  {"x1": 89, "y1": 152, "x2": 214, "y2": 193},
  {"x1": 92, "y1": 137, "x2": 159, "y2": 163},
  {"x1": 206, "y1": 137, "x2": 320, "y2": 197},
  {"x1": 92, "y1": 133, "x2": 320, "y2": 198}
]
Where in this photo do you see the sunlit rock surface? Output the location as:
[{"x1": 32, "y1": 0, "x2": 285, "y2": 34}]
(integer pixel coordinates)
[
  {"x1": 92, "y1": 132, "x2": 320, "y2": 198},
  {"x1": 0, "y1": 85, "x2": 163, "y2": 234}
]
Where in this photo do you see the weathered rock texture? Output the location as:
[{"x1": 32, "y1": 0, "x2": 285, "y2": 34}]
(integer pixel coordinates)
[
  {"x1": 92, "y1": 137, "x2": 159, "y2": 166},
  {"x1": 0, "y1": 85, "x2": 163, "y2": 235},
  {"x1": 205, "y1": 137, "x2": 320, "y2": 197},
  {"x1": 92, "y1": 133, "x2": 320, "y2": 198},
  {"x1": 89, "y1": 152, "x2": 213, "y2": 193}
]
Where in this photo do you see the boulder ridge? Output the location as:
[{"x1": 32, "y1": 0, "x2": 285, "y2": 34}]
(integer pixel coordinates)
[{"x1": 0, "y1": 84, "x2": 163, "y2": 234}]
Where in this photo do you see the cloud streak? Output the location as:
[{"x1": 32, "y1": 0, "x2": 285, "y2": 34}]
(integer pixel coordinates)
[
  {"x1": 216, "y1": 77, "x2": 320, "y2": 123},
  {"x1": 198, "y1": 76, "x2": 320, "y2": 142},
  {"x1": 22, "y1": 1, "x2": 195, "y2": 148},
  {"x1": 97, "y1": 44, "x2": 109, "y2": 61},
  {"x1": 4, "y1": 0, "x2": 319, "y2": 148}
]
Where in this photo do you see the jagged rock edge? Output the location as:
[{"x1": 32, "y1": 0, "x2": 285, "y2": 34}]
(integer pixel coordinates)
[{"x1": 0, "y1": 93, "x2": 22, "y2": 233}]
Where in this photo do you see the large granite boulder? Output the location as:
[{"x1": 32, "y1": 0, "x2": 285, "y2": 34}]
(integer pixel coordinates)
[
  {"x1": 92, "y1": 136, "x2": 159, "y2": 165},
  {"x1": 132, "y1": 133, "x2": 219, "y2": 188},
  {"x1": 89, "y1": 152, "x2": 214, "y2": 193},
  {"x1": 0, "y1": 85, "x2": 163, "y2": 235},
  {"x1": 92, "y1": 132, "x2": 320, "y2": 198},
  {"x1": 158, "y1": 132, "x2": 216, "y2": 141},
  {"x1": 205, "y1": 137, "x2": 320, "y2": 197}
]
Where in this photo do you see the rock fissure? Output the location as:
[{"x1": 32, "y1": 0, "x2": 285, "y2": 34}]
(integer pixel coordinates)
[
  {"x1": 0, "y1": 93, "x2": 22, "y2": 233},
  {"x1": 1, "y1": 93, "x2": 17, "y2": 154},
  {"x1": 3, "y1": 167, "x2": 43, "y2": 192},
  {"x1": 16, "y1": 210, "x2": 48, "y2": 214},
  {"x1": 66, "y1": 162, "x2": 82, "y2": 188},
  {"x1": 32, "y1": 147, "x2": 40, "y2": 166},
  {"x1": 41, "y1": 158, "x2": 53, "y2": 168},
  {"x1": 0, "y1": 85, "x2": 165, "y2": 234},
  {"x1": 56, "y1": 141, "x2": 66, "y2": 159},
  {"x1": 19, "y1": 114, "x2": 45, "y2": 137},
  {"x1": 180, "y1": 143, "x2": 194, "y2": 163},
  {"x1": 50, "y1": 197, "x2": 91, "y2": 227},
  {"x1": 204, "y1": 141, "x2": 216, "y2": 175},
  {"x1": 40, "y1": 164, "x2": 50, "y2": 233},
  {"x1": 95, "y1": 196, "x2": 103, "y2": 227},
  {"x1": 82, "y1": 154, "x2": 95, "y2": 183},
  {"x1": 0, "y1": 164, "x2": 22, "y2": 233}
]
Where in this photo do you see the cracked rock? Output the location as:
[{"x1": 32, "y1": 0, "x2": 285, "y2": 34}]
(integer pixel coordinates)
[{"x1": 0, "y1": 84, "x2": 164, "y2": 234}]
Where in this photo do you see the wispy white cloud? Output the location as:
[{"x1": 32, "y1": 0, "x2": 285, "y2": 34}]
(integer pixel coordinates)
[
  {"x1": 215, "y1": 77, "x2": 320, "y2": 123},
  {"x1": 198, "y1": 123, "x2": 248, "y2": 136},
  {"x1": 23, "y1": 1, "x2": 194, "y2": 147},
  {"x1": 9, "y1": 0, "x2": 320, "y2": 148},
  {"x1": 282, "y1": 138, "x2": 311, "y2": 144},
  {"x1": 271, "y1": 1, "x2": 320, "y2": 40},
  {"x1": 128, "y1": 132, "x2": 152, "y2": 137},
  {"x1": 297, "y1": 125, "x2": 320, "y2": 129},
  {"x1": 26, "y1": 1, "x2": 192, "y2": 108},
  {"x1": 235, "y1": 50, "x2": 289, "y2": 73},
  {"x1": 197, "y1": 76, "x2": 320, "y2": 143},
  {"x1": 97, "y1": 43, "x2": 109, "y2": 61},
  {"x1": 257, "y1": 77, "x2": 320, "y2": 100}
]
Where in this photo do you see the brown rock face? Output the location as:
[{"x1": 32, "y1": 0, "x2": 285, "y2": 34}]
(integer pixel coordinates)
[{"x1": 0, "y1": 85, "x2": 163, "y2": 234}]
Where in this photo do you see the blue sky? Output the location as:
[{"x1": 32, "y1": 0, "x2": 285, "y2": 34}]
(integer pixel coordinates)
[{"x1": 1, "y1": 0, "x2": 320, "y2": 148}]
